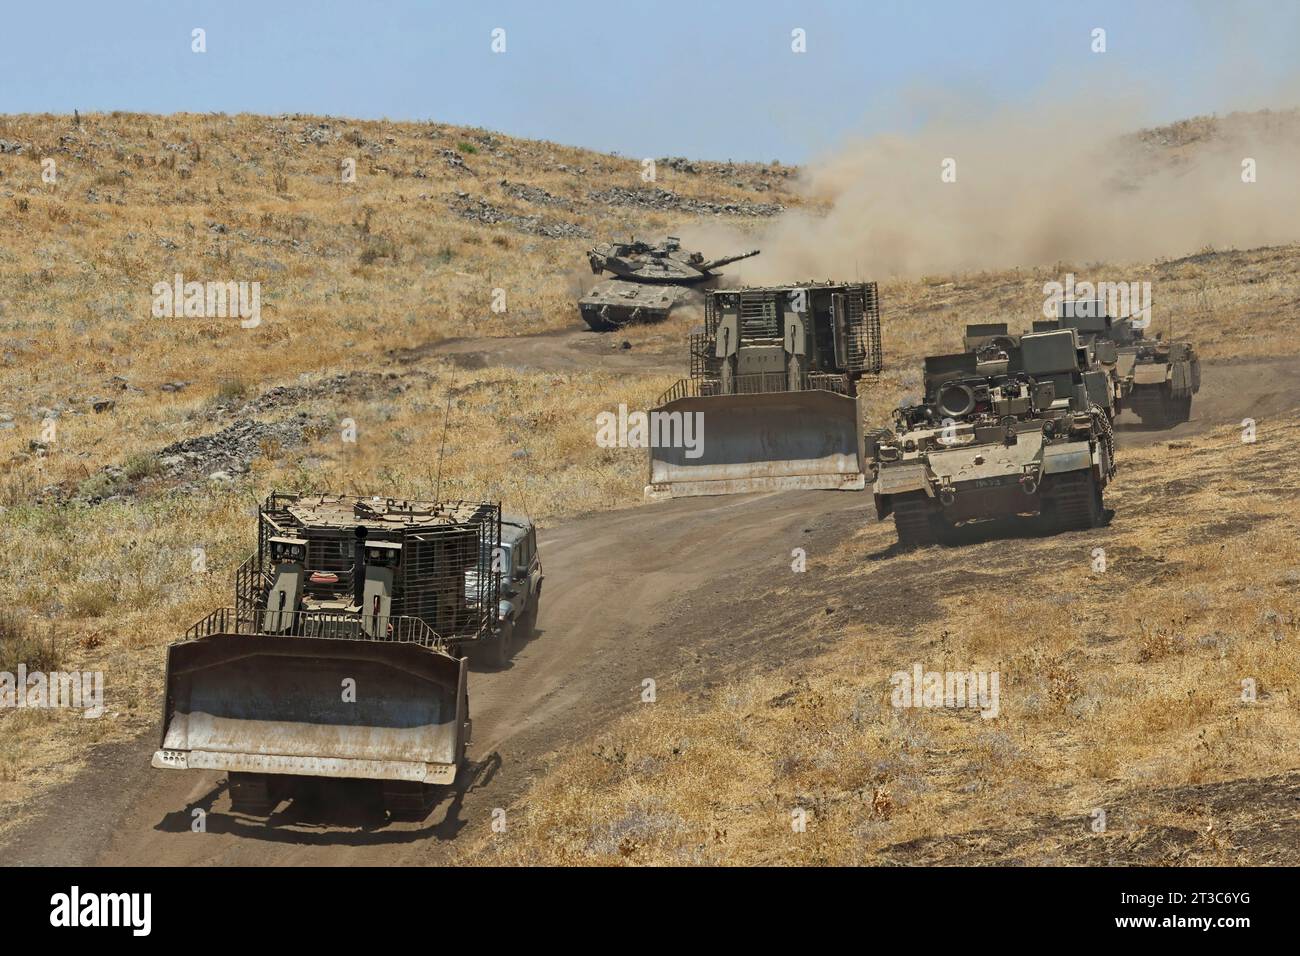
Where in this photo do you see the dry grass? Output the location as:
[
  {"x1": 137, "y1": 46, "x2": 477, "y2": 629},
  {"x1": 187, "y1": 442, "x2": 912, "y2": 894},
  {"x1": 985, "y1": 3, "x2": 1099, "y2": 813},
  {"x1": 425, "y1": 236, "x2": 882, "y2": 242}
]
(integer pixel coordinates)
[
  {"x1": 1, "y1": 110, "x2": 1298, "y2": 848},
  {"x1": 467, "y1": 418, "x2": 1300, "y2": 865},
  {"x1": 0, "y1": 111, "x2": 780, "y2": 814}
]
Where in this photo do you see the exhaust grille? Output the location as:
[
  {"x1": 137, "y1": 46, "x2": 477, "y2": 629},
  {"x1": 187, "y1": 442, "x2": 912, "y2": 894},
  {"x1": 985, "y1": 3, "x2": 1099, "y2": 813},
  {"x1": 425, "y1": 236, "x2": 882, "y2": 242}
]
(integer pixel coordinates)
[{"x1": 739, "y1": 294, "x2": 780, "y2": 338}]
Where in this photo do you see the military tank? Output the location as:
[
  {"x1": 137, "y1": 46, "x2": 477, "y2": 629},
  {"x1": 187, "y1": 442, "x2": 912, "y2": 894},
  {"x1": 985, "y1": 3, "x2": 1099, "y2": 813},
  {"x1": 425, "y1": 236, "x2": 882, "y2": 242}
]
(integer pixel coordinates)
[
  {"x1": 873, "y1": 329, "x2": 1116, "y2": 547},
  {"x1": 1118, "y1": 338, "x2": 1200, "y2": 426},
  {"x1": 578, "y1": 237, "x2": 760, "y2": 331}
]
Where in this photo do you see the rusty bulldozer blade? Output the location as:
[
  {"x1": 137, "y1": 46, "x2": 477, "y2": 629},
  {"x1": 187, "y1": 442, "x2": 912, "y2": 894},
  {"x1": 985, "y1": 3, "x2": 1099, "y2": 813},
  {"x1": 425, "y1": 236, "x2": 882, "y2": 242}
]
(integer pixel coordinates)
[
  {"x1": 153, "y1": 634, "x2": 470, "y2": 786},
  {"x1": 645, "y1": 390, "x2": 866, "y2": 499}
]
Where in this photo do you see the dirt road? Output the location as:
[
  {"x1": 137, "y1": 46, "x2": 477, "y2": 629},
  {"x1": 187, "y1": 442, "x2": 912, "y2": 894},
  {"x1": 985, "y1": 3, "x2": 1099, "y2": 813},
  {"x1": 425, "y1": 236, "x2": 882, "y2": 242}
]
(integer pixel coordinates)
[
  {"x1": 2, "y1": 351, "x2": 1291, "y2": 866},
  {"x1": 1, "y1": 488, "x2": 871, "y2": 866},
  {"x1": 387, "y1": 326, "x2": 682, "y2": 374}
]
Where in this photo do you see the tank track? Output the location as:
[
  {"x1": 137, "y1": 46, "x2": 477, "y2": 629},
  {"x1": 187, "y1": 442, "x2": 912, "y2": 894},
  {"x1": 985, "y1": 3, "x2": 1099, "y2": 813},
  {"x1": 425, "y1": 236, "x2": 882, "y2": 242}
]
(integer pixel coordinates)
[
  {"x1": 1040, "y1": 471, "x2": 1101, "y2": 532},
  {"x1": 892, "y1": 493, "x2": 941, "y2": 548},
  {"x1": 578, "y1": 303, "x2": 671, "y2": 332},
  {"x1": 1128, "y1": 386, "x2": 1191, "y2": 427},
  {"x1": 1091, "y1": 404, "x2": 1117, "y2": 479}
]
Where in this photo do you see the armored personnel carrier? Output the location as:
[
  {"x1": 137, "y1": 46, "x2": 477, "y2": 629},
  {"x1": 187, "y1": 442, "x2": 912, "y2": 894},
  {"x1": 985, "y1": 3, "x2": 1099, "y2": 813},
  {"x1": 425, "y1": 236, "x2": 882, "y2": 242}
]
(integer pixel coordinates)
[
  {"x1": 153, "y1": 493, "x2": 501, "y2": 817},
  {"x1": 965, "y1": 321, "x2": 1119, "y2": 420},
  {"x1": 646, "y1": 281, "x2": 882, "y2": 499},
  {"x1": 579, "y1": 236, "x2": 759, "y2": 330},
  {"x1": 873, "y1": 329, "x2": 1116, "y2": 547},
  {"x1": 1120, "y1": 338, "x2": 1201, "y2": 426},
  {"x1": 1043, "y1": 299, "x2": 1200, "y2": 426}
]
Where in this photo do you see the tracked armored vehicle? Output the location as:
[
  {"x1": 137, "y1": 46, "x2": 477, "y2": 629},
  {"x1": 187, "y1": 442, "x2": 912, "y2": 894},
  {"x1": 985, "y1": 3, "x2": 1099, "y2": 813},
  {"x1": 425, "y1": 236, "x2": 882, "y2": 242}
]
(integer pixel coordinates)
[
  {"x1": 154, "y1": 493, "x2": 501, "y2": 817},
  {"x1": 873, "y1": 329, "x2": 1115, "y2": 547},
  {"x1": 1043, "y1": 299, "x2": 1200, "y2": 427},
  {"x1": 1120, "y1": 338, "x2": 1201, "y2": 426},
  {"x1": 646, "y1": 281, "x2": 882, "y2": 499},
  {"x1": 579, "y1": 236, "x2": 760, "y2": 330},
  {"x1": 966, "y1": 321, "x2": 1120, "y2": 420}
]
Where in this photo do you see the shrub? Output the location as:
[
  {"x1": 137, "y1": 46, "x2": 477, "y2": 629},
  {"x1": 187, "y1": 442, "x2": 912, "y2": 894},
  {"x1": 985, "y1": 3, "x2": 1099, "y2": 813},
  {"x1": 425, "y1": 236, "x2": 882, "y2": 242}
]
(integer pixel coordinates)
[{"x1": 0, "y1": 610, "x2": 61, "y2": 674}]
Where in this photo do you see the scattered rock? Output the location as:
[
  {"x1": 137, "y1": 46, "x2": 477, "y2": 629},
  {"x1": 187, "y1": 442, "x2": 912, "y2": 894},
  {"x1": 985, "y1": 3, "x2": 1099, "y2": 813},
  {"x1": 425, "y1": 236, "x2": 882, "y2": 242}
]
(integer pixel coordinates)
[
  {"x1": 499, "y1": 179, "x2": 571, "y2": 208},
  {"x1": 588, "y1": 186, "x2": 783, "y2": 218},
  {"x1": 303, "y1": 123, "x2": 336, "y2": 145},
  {"x1": 157, "y1": 416, "x2": 321, "y2": 482},
  {"x1": 659, "y1": 156, "x2": 700, "y2": 174},
  {"x1": 441, "y1": 149, "x2": 474, "y2": 175},
  {"x1": 448, "y1": 192, "x2": 589, "y2": 239}
]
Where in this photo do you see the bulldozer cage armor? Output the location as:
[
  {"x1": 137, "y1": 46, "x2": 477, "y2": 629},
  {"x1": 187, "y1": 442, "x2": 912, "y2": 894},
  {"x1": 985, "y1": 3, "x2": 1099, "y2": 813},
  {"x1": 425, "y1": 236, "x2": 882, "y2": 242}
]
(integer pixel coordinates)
[
  {"x1": 191, "y1": 606, "x2": 446, "y2": 648},
  {"x1": 232, "y1": 492, "x2": 502, "y2": 645},
  {"x1": 658, "y1": 370, "x2": 857, "y2": 405},
  {"x1": 667, "y1": 282, "x2": 882, "y2": 404}
]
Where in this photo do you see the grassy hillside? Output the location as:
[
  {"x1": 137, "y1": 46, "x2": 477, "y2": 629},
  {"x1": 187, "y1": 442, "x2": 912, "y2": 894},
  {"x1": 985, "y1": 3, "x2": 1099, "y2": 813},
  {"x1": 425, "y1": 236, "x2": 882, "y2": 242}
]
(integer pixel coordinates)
[
  {"x1": 0, "y1": 110, "x2": 1297, "y2": 848},
  {"x1": 0, "y1": 111, "x2": 787, "y2": 815}
]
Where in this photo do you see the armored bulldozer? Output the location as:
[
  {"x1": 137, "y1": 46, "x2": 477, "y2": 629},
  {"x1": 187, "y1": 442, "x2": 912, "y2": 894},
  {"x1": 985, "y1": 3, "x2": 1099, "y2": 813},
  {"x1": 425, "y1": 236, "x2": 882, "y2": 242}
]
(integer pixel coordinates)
[
  {"x1": 1041, "y1": 299, "x2": 1200, "y2": 427},
  {"x1": 646, "y1": 281, "x2": 883, "y2": 499},
  {"x1": 153, "y1": 493, "x2": 502, "y2": 817},
  {"x1": 873, "y1": 328, "x2": 1116, "y2": 547},
  {"x1": 578, "y1": 236, "x2": 760, "y2": 331}
]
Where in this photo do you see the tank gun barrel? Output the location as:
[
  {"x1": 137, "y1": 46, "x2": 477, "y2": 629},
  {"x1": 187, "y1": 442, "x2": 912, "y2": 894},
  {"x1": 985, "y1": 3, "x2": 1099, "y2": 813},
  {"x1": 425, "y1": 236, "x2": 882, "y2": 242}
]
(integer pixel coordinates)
[{"x1": 699, "y1": 249, "x2": 761, "y2": 272}]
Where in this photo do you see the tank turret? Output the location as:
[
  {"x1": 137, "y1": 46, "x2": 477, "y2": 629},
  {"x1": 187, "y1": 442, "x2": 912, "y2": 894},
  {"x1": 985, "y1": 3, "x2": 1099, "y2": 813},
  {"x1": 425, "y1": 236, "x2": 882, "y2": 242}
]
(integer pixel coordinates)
[{"x1": 579, "y1": 237, "x2": 761, "y2": 330}]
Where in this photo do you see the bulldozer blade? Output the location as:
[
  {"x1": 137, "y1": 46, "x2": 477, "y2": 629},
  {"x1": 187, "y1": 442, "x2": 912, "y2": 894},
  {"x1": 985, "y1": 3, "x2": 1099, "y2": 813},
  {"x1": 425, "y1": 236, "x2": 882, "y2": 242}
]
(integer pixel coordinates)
[
  {"x1": 152, "y1": 635, "x2": 469, "y2": 785},
  {"x1": 644, "y1": 391, "x2": 865, "y2": 500}
]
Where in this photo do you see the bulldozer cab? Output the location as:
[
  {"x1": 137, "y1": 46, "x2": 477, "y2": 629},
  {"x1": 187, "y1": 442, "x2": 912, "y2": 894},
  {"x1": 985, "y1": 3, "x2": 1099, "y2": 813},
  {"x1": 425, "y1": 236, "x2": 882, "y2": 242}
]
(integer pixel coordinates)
[{"x1": 646, "y1": 282, "x2": 882, "y2": 499}]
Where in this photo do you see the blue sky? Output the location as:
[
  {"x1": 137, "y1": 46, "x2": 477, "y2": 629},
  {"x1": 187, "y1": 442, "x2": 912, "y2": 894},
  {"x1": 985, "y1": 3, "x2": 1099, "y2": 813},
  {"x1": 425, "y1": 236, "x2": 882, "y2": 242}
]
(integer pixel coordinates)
[{"x1": 1, "y1": 0, "x2": 1296, "y2": 162}]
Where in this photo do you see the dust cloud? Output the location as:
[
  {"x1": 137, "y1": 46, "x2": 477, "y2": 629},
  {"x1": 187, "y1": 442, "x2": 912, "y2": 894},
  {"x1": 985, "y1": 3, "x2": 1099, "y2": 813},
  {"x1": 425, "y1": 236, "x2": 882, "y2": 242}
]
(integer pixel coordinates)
[{"x1": 682, "y1": 103, "x2": 1300, "y2": 282}]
